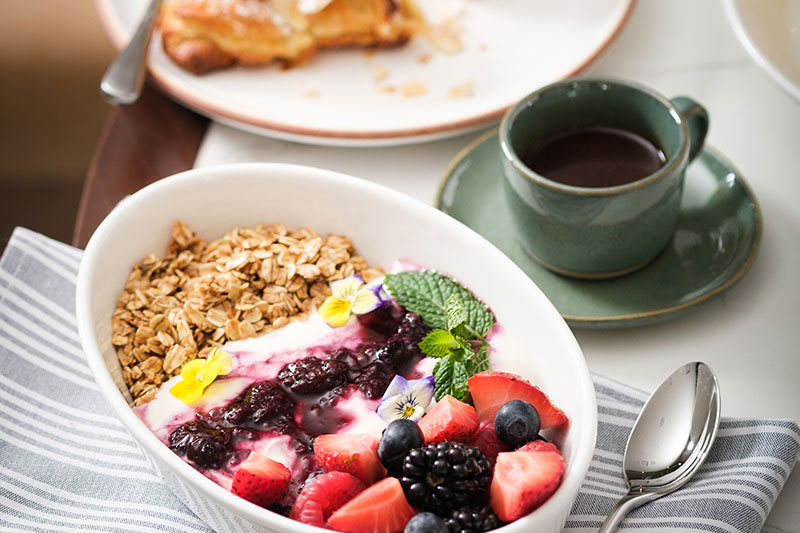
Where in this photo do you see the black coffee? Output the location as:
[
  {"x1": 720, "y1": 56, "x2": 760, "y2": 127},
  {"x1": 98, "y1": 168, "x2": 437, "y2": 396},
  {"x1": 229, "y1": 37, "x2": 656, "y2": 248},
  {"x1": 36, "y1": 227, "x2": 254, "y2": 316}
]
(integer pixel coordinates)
[{"x1": 523, "y1": 126, "x2": 666, "y2": 188}]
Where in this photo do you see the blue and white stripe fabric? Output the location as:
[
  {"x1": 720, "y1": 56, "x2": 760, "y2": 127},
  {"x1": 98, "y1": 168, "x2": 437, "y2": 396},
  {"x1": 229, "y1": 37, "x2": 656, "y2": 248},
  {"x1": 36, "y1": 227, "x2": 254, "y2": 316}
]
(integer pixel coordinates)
[
  {"x1": 0, "y1": 228, "x2": 212, "y2": 533},
  {"x1": 0, "y1": 228, "x2": 797, "y2": 532},
  {"x1": 565, "y1": 376, "x2": 799, "y2": 532}
]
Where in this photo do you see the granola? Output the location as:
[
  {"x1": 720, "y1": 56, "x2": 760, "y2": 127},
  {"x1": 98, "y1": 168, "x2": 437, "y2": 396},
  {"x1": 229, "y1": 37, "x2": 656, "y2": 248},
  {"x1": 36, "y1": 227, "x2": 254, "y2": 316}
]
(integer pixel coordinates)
[{"x1": 112, "y1": 221, "x2": 383, "y2": 405}]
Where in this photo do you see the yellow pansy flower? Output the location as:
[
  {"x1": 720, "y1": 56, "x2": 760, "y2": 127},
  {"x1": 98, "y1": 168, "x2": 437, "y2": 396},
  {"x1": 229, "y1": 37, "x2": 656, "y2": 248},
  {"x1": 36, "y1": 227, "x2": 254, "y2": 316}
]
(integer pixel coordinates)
[
  {"x1": 319, "y1": 275, "x2": 384, "y2": 327},
  {"x1": 169, "y1": 347, "x2": 233, "y2": 403}
]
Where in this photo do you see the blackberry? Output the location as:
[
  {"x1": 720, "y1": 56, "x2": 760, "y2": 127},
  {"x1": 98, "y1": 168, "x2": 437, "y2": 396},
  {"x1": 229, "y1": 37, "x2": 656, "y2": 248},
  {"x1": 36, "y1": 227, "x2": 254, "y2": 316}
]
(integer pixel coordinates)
[
  {"x1": 168, "y1": 420, "x2": 235, "y2": 469},
  {"x1": 400, "y1": 442, "x2": 492, "y2": 512},
  {"x1": 445, "y1": 506, "x2": 502, "y2": 533},
  {"x1": 351, "y1": 360, "x2": 394, "y2": 399},
  {"x1": 343, "y1": 343, "x2": 383, "y2": 371},
  {"x1": 278, "y1": 356, "x2": 348, "y2": 394},
  {"x1": 330, "y1": 347, "x2": 361, "y2": 369},
  {"x1": 391, "y1": 312, "x2": 431, "y2": 344},
  {"x1": 373, "y1": 339, "x2": 411, "y2": 373},
  {"x1": 388, "y1": 313, "x2": 431, "y2": 370},
  {"x1": 219, "y1": 380, "x2": 295, "y2": 428},
  {"x1": 357, "y1": 303, "x2": 405, "y2": 336},
  {"x1": 316, "y1": 385, "x2": 350, "y2": 409},
  {"x1": 267, "y1": 503, "x2": 292, "y2": 517},
  {"x1": 271, "y1": 412, "x2": 299, "y2": 435}
]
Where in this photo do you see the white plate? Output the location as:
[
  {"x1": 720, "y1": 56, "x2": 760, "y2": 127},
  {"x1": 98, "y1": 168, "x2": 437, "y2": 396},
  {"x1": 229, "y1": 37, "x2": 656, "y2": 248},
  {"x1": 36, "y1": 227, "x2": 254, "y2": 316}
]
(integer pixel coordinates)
[
  {"x1": 96, "y1": 0, "x2": 634, "y2": 146},
  {"x1": 725, "y1": 0, "x2": 800, "y2": 102}
]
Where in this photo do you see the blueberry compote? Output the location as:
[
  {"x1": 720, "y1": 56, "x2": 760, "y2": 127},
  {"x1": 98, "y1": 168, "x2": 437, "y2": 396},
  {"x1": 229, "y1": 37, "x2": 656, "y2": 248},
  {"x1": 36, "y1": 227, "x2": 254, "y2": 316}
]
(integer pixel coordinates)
[{"x1": 166, "y1": 305, "x2": 429, "y2": 506}]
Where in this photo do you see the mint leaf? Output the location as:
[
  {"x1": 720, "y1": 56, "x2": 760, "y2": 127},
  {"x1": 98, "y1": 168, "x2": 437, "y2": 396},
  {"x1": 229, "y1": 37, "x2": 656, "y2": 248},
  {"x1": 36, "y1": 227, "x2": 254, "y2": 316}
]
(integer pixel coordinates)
[
  {"x1": 454, "y1": 335, "x2": 472, "y2": 356},
  {"x1": 445, "y1": 294, "x2": 466, "y2": 332},
  {"x1": 469, "y1": 343, "x2": 490, "y2": 375},
  {"x1": 384, "y1": 271, "x2": 494, "y2": 339},
  {"x1": 432, "y1": 354, "x2": 456, "y2": 402},
  {"x1": 432, "y1": 354, "x2": 472, "y2": 402},
  {"x1": 419, "y1": 330, "x2": 458, "y2": 359},
  {"x1": 452, "y1": 361, "x2": 471, "y2": 403}
]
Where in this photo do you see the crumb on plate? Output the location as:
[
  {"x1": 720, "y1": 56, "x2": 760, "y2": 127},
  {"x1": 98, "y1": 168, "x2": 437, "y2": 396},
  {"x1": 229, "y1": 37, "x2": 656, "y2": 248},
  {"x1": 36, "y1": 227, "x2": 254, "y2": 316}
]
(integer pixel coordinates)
[
  {"x1": 448, "y1": 81, "x2": 474, "y2": 99},
  {"x1": 401, "y1": 81, "x2": 428, "y2": 98},
  {"x1": 372, "y1": 66, "x2": 390, "y2": 82}
]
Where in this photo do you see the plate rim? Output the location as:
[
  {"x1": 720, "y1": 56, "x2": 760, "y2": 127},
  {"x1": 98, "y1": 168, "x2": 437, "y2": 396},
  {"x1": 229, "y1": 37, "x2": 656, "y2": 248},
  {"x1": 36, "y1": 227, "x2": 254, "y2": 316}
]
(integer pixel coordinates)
[
  {"x1": 94, "y1": 0, "x2": 637, "y2": 144},
  {"x1": 435, "y1": 128, "x2": 764, "y2": 327},
  {"x1": 724, "y1": 0, "x2": 800, "y2": 102}
]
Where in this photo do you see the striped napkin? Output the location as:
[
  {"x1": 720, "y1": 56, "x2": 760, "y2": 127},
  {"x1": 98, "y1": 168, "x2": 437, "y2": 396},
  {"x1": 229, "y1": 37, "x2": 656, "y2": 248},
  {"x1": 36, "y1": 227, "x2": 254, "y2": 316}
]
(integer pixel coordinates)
[{"x1": 1, "y1": 227, "x2": 797, "y2": 533}]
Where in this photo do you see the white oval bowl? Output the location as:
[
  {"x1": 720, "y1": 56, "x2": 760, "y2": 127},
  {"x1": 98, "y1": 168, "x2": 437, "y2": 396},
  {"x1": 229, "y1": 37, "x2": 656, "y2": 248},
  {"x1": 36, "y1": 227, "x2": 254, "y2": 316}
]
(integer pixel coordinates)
[{"x1": 76, "y1": 163, "x2": 596, "y2": 533}]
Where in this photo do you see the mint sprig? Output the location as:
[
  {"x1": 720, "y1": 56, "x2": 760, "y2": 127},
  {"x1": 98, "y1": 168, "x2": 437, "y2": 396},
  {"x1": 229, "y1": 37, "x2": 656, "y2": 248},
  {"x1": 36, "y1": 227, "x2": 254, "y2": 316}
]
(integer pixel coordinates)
[
  {"x1": 386, "y1": 272, "x2": 495, "y2": 403},
  {"x1": 384, "y1": 271, "x2": 494, "y2": 339},
  {"x1": 423, "y1": 318, "x2": 485, "y2": 402}
]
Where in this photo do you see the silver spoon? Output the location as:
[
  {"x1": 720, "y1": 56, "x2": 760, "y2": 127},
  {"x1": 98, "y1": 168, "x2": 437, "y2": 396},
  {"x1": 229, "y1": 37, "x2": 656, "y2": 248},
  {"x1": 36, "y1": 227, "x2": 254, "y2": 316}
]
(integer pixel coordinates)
[
  {"x1": 599, "y1": 361, "x2": 721, "y2": 532},
  {"x1": 100, "y1": 0, "x2": 163, "y2": 105}
]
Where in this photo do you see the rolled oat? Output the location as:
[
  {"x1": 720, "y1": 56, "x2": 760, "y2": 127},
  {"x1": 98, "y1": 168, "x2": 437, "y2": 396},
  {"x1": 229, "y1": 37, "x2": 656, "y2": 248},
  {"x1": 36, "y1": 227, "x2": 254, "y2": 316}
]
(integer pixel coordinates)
[{"x1": 112, "y1": 221, "x2": 383, "y2": 405}]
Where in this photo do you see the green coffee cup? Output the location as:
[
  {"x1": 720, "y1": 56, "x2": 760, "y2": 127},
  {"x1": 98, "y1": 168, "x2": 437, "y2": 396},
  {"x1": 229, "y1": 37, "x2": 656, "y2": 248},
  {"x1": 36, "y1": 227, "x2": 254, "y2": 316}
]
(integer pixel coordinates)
[{"x1": 499, "y1": 77, "x2": 709, "y2": 279}]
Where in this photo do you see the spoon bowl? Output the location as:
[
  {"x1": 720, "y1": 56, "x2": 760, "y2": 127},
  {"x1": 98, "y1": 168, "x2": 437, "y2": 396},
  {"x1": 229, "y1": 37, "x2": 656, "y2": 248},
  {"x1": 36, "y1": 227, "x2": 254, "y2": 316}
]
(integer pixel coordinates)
[{"x1": 599, "y1": 361, "x2": 721, "y2": 532}]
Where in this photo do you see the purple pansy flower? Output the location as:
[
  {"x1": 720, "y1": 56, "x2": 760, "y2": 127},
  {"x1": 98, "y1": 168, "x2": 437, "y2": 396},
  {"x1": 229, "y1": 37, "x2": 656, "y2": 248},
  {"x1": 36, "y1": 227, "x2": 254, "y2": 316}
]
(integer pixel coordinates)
[{"x1": 376, "y1": 375, "x2": 435, "y2": 422}]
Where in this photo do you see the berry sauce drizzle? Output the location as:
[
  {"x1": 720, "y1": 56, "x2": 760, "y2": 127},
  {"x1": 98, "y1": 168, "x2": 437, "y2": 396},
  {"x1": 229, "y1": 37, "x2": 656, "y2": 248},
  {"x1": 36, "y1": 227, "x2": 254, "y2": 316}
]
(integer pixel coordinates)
[{"x1": 162, "y1": 305, "x2": 430, "y2": 506}]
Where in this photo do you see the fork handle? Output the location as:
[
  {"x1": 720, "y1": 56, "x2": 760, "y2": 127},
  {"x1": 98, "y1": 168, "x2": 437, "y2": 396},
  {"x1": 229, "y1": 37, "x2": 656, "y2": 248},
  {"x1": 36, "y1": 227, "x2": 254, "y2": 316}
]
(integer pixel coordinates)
[{"x1": 100, "y1": 0, "x2": 162, "y2": 105}]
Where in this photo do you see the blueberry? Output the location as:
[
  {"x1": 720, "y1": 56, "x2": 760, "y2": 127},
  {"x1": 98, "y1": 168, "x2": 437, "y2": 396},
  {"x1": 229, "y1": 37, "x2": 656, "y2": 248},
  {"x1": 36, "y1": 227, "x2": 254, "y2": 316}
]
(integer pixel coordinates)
[
  {"x1": 378, "y1": 419, "x2": 425, "y2": 472},
  {"x1": 404, "y1": 512, "x2": 447, "y2": 533},
  {"x1": 494, "y1": 400, "x2": 540, "y2": 448}
]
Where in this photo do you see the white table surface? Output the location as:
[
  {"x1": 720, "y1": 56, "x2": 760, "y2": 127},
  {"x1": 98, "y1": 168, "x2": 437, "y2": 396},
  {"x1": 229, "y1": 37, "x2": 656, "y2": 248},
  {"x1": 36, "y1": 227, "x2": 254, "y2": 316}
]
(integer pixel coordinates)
[{"x1": 193, "y1": 1, "x2": 800, "y2": 530}]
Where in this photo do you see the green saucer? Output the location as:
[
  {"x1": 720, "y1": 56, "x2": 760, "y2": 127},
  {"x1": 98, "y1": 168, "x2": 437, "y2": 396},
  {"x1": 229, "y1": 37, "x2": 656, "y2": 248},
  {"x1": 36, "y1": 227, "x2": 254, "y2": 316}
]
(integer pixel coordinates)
[{"x1": 436, "y1": 130, "x2": 762, "y2": 328}]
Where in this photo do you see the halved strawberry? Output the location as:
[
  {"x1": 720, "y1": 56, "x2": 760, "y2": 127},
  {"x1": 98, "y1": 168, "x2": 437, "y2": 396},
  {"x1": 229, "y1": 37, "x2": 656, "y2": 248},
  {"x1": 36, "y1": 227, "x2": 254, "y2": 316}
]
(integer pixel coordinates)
[
  {"x1": 326, "y1": 477, "x2": 415, "y2": 533},
  {"x1": 518, "y1": 440, "x2": 560, "y2": 454},
  {"x1": 417, "y1": 394, "x2": 480, "y2": 444},
  {"x1": 467, "y1": 371, "x2": 568, "y2": 428},
  {"x1": 314, "y1": 433, "x2": 386, "y2": 485},
  {"x1": 290, "y1": 472, "x2": 366, "y2": 527},
  {"x1": 468, "y1": 420, "x2": 510, "y2": 466},
  {"x1": 490, "y1": 445, "x2": 565, "y2": 521},
  {"x1": 230, "y1": 452, "x2": 290, "y2": 508}
]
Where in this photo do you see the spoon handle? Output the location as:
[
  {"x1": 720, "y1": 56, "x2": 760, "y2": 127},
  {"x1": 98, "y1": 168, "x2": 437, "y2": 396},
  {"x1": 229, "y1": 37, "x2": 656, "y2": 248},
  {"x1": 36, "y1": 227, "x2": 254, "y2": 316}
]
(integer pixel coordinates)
[
  {"x1": 100, "y1": 0, "x2": 162, "y2": 105},
  {"x1": 598, "y1": 491, "x2": 662, "y2": 532}
]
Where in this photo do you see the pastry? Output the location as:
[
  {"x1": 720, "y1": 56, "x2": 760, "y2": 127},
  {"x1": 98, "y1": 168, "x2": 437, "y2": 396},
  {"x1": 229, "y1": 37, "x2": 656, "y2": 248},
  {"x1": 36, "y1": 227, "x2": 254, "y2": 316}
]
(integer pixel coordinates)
[{"x1": 159, "y1": 0, "x2": 423, "y2": 74}]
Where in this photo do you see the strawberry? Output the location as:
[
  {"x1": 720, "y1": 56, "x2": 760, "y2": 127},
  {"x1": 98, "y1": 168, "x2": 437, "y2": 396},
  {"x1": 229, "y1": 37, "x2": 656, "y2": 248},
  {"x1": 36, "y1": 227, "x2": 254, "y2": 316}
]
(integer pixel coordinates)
[
  {"x1": 468, "y1": 420, "x2": 509, "y2": 466},
  {"x1": 290, "y1": 471, "x2": 366, "y2": 527},
  {"x1": 326, "y1": 477, "x2": 415, "y2": 533},
  {"x1": 314, "y1": 433, "x2": 386, "y2": 485},
  {"x1": 467, "y1": 371, "x2": 568, "y2": 428},
  {"x1": 518, "y1": 440, "x2": 560, "y2": 454},
  {"x1": 417, "y1": 394, "x2": 480, "y2": 444},
  {"x1": 489, "y1": 445, "x2": 565, "y2": 522},
  {"x1": 230, "y1": 452, "x2": 290, "y2": 508}
]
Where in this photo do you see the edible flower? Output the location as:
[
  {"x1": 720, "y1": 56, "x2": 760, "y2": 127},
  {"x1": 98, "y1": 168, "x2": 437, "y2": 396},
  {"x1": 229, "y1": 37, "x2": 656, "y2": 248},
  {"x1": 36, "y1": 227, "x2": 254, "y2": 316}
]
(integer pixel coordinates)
[
  {"x1": 377, "y1": 375, "x2": 435, "y2": 422},
  {"x1": 319, "y1": 274, "x2": 385, "y2": 327},
  {"x1": 169, "y1": 347, "x2": 233, "y2": 403}
]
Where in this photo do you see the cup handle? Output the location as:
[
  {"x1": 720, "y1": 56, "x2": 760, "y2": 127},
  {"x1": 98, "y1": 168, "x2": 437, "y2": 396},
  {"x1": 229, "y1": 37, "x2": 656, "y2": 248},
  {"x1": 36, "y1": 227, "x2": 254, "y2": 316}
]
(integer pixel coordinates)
[{"x1": 671, "y1": 96, "x2": 709, "y2": 163}]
